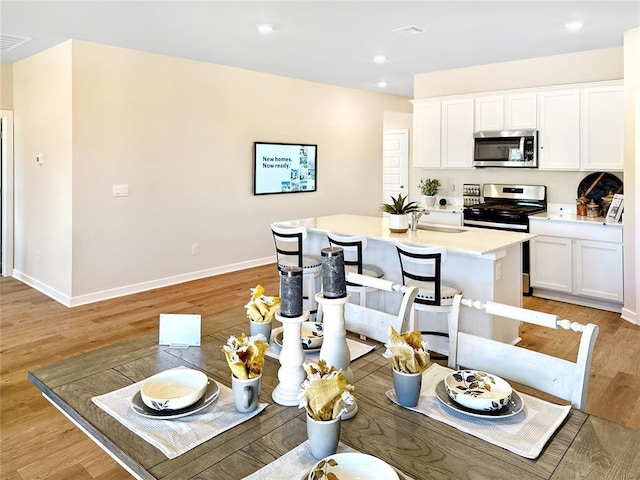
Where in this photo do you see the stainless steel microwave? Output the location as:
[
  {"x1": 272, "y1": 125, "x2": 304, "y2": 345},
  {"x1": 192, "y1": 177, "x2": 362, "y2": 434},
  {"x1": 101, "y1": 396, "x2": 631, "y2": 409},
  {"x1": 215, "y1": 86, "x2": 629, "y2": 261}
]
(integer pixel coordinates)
[{"x1": 473, "y1": 130, "x2": 537, "y2": 168}]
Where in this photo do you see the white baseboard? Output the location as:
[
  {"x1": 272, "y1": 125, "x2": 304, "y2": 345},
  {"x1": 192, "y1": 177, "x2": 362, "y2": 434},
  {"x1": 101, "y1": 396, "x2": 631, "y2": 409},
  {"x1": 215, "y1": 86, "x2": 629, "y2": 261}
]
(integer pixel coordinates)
[
  {"x1": 621, "y1": 308, "x2": 638, "y2": 326},
  {"x1": 12, "y1": 270, "x2": 72, "y2": 306},
  {"x1": 12, "y1": 256, "x2": 276, "y2": 308}
]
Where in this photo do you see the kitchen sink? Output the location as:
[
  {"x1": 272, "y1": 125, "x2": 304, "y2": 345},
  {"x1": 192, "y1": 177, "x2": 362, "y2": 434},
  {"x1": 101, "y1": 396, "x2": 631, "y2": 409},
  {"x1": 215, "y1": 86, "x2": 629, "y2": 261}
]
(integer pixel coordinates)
[{"x1": 416, "y1": 225, "x2": 466, "y2": 233}]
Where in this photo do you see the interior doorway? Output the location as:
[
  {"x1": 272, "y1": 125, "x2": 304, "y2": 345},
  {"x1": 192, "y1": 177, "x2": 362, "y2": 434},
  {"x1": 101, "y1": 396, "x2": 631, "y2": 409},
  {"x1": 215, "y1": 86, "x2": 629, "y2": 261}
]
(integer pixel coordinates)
[
  {"x1": 382, "y1": 129, "x2": 409, "y2": 203},
  {"x1": 1, "y1": 110, "x2": 14, "y2": 277}
]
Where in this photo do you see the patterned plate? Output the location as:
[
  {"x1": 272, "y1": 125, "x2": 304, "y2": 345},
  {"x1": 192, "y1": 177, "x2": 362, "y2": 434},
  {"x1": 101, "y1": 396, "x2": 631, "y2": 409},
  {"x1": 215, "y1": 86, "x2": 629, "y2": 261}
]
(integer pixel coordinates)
[{"x1": 435, "y1": 380, "x2": 524, "y2": 419}]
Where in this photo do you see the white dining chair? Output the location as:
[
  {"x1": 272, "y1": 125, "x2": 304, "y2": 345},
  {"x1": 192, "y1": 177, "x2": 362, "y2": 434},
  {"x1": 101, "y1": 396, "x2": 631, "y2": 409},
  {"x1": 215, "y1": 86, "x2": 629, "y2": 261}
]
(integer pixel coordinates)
[
  {"x1": 448, "y1": 295, "x2": 599, "y2": 410},
  {"x1": 343, "y1": 272, "x2": 418, "y2": 343}
]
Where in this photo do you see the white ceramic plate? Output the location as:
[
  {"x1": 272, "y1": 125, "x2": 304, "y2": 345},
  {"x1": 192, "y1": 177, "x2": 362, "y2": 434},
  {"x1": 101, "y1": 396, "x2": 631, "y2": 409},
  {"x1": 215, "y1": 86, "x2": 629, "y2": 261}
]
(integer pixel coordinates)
[
  {"x1": 140, "y1": 368, "x2": 209, "y2": 410},
  {"x1": 307, "y1": 453, "x2": 399, "y2": 480},
  {"x1": 131, "y1": 377, "x2": 219, "y2": 419},
  {"x1": 435, "y1": 379, "x2": 524, "y2": 419},
  {"x1": 274, "y1": 322, "x2": 324, "y2": 352},
  {"x1": 444, "y1": 370, "x2": 512, "y2": 411}
]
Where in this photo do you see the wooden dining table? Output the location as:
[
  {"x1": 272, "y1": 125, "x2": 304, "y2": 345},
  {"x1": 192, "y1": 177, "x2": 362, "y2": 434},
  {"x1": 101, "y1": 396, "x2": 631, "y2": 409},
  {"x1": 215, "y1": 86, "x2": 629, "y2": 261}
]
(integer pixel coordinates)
[{"x1": 28, "y1": 306, "x2": 639, "y2": 480}]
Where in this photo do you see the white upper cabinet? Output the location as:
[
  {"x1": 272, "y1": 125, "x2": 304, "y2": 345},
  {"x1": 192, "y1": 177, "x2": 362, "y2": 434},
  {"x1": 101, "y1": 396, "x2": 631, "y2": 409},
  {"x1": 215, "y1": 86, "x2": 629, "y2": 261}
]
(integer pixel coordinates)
[
  {"x1": 580, "y1": 84, "x2": 624, "y2": 171},
  {"x1": 504, "y1": 93, "x2": 537, "y2": 130},
  {"x1": 537, "y1": 89, "x2": 581, "y2": 170},
  {"x1": 474, "y1": 95, "x2": 504, "y2": 131},
  {"x1": 474, "y1": 93, "x2": 536, "y2": 132},
  {"x1": 413, "y1": 101, "x2": 441, "y2": 168},
  {"x1": 441, "y1": 98, "x2": 475, "y2": 169}
]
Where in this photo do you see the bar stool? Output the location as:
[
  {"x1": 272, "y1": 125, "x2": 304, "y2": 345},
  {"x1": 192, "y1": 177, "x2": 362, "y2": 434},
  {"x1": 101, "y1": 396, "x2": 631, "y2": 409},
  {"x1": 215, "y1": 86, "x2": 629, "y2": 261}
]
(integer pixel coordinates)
[
  {"x1": 327, "y1": 232, "x2": 385, "y2": 311},
  {"x1": 271, "y1": 223, "x2": 322, "y2": 318},
  {"x1": 395, "y1": 241, "x2": 462, "y2": 359}
]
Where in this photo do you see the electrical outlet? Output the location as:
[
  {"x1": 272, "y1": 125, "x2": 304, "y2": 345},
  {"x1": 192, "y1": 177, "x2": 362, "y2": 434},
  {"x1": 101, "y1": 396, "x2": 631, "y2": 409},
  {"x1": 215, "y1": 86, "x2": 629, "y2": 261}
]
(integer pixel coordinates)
[
  {"x1": 36, "y1": 154, "x2": 44, "y2": 166},
  {"x1": 495, "y1": 262, "x2": 502, "y2": 281},
  {"x1": 191, "y1": 244, "x2": 199, "y2": 256}
]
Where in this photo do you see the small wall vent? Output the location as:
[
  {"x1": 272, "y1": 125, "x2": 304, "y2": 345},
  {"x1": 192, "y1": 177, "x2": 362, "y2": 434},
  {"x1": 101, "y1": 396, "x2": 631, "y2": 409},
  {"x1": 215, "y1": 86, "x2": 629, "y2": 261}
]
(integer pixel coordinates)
[
  {"x1": 392, "y1": 25, "x2": 425, "y2": 35},
  {"x1": 1, "y1": 34, "x2": 33, "y2": 52}
]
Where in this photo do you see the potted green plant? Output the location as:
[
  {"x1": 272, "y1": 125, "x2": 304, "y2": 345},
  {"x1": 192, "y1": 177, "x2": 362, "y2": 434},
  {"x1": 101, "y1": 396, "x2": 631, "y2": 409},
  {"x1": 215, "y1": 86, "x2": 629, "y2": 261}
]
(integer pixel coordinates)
[
  {"x1": 381, "y1": 193, "x2": 421, "y2": 233},
  {"x1": 418, "y1": 178, "x2": 441, "y2": 206}
]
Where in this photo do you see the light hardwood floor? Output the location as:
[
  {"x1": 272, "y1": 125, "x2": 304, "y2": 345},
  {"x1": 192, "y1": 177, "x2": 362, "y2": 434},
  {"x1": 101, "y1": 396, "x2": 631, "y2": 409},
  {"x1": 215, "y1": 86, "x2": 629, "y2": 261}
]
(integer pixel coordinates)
[{"x1": 1, "y1": 266, "x2": 638, "y2": 479}]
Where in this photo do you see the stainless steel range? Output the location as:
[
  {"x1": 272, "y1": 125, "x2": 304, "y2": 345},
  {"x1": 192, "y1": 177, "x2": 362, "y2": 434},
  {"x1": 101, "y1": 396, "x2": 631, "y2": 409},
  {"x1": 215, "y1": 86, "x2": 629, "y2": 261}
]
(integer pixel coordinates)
[{"x1": 463, "y1": 184, "x2": 547, "y2": 294}]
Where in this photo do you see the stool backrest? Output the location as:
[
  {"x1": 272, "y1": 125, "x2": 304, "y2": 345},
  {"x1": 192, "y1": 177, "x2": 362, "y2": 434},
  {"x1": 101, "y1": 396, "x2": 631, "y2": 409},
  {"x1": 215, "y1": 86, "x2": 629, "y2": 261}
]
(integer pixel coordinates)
[
  {"x1": 271, "y1": 223, "x2": 307, "y2": 270},
  {"x1": 449, "y1": 296, "x2": 599, "y2": 409},
  {"x1": 344, "y1": 272, "x2": 418, "y2": 343},
  {"x1": 327, "y1": 232, "x2": 367, "y2": 283},
  {"x1": 396, "y1": 241, "x2": 447, "y2": 306}
]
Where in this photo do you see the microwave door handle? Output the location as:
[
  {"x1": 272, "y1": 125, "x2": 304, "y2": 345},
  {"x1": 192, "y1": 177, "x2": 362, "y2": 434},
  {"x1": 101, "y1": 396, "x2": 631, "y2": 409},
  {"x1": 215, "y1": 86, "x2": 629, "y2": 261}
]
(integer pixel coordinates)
[{"x1": 519, "y1": 136, "x2": 525, "y2": 160}]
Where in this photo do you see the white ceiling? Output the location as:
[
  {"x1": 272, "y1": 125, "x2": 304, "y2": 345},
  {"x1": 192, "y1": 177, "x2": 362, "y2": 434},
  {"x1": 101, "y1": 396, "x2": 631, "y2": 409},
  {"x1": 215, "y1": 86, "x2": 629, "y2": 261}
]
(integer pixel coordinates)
[{"x1": 1, "y1": 1, "x2": 639, "y2": 98}]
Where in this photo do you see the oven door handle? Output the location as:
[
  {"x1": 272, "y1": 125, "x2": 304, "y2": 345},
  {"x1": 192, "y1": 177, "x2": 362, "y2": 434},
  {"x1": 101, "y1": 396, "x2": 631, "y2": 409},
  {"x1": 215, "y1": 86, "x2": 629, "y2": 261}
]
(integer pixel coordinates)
[{"x1": 463, "y1": 219, "x2": 528, "y2": 231}]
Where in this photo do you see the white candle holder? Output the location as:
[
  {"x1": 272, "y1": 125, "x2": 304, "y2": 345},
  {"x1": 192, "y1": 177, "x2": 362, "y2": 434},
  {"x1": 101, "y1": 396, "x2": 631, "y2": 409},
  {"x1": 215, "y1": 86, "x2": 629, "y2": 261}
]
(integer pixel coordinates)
[
  {"x1": 316, "y1": 292, "x2": 358, "y2": 419},
  {"x1": 272, "y1": 309, "x2": 309, "y2": 406}
]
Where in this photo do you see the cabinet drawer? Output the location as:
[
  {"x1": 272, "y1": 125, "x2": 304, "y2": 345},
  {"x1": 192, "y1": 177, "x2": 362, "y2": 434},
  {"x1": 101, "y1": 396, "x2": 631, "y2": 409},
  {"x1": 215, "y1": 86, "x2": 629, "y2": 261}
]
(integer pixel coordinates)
[{"x1": 529, "y1": 220, "x2": 622, "y2": 243}]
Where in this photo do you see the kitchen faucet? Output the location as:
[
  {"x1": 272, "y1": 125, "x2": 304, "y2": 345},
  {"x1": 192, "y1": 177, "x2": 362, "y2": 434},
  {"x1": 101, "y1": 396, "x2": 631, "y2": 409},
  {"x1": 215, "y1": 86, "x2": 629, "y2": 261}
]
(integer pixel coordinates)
[{"x1": 410, "y1": 209, "x2": 429, "y2": 231}]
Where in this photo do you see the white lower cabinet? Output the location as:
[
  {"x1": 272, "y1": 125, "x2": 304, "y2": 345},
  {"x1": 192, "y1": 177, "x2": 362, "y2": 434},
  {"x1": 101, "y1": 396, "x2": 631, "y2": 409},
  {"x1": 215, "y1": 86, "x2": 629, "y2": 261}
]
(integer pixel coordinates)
[
  {"x1": 573, "y1": 240, "x2": 623, "y2": 302},
  {"x1": 530, "y1": 236, "x2": 572, "y2": 292},
  {"x1": 530, "y1": 219, "x2": 624, "y2": 308}
]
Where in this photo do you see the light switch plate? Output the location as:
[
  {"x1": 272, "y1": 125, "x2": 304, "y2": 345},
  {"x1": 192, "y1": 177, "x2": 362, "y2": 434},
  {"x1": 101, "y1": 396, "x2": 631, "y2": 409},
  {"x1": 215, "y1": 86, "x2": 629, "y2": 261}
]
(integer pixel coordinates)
[{"x1": 113, "y1": 184, "x2": 130, "y2": 197}]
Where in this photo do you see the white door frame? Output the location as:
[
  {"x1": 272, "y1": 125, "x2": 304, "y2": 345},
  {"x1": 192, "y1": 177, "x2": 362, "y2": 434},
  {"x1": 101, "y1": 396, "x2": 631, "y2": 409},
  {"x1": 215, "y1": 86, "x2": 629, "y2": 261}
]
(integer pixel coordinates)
[{"x1": 1, "y1": 110, "x2": 14, "y2": 277}]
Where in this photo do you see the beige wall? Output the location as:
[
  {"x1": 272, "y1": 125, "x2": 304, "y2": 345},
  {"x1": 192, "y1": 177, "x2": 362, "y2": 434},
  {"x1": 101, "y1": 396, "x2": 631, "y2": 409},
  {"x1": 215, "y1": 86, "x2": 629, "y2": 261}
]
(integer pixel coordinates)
[
  {"x1": 13, "y1": 40, "x2": 411, "y2": 304},
  {"x1": 622, "y1": 27, "x2": 639, "y2": 324},
  {"x1": 414, "y1": 47, "x2": 623, "y2": 98},
  {"x1": 13, "y1": 42, "x2": 74, "y2": 299},
  {"x1": 0, "y1": 63, "x2": 13, "y2": 110}
]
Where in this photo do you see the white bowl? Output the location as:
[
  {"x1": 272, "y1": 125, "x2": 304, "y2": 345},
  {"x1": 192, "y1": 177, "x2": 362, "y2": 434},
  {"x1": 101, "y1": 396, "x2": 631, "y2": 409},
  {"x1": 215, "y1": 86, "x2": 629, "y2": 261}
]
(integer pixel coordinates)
[
  {"x1": 140, "y1": 368, "x2": 208, "y2": 411},
  {"x1": 444, "y1": 370, "x2": 512, "y2": 412},
  {"x1": 308, "y1": 453, "x2": 399, "y2": 480},
  {"x1": 301, "y1": 322, "x2": 324, "y2": 350}
]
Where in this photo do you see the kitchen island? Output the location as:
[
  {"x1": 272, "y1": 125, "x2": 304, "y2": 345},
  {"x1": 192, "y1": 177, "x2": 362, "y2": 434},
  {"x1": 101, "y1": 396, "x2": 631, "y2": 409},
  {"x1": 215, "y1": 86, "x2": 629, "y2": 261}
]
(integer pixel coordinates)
[{"x1": 277, "y1": 214, "x2": 536, "y2": 344}]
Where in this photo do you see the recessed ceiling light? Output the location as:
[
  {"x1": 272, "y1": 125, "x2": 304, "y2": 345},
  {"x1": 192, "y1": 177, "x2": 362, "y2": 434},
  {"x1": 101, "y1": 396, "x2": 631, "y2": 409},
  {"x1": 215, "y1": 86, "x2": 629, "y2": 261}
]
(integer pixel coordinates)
[
  {"x1": 378, "y1": 81, "x2": 388, "y2": 89},
  {"x1": 565, "y1": 20, "x2": 584, "y2": 33},
  {"x1": 373, "y1": 54, "x2": 387, "y2": 64},
  {"x1": 256, "y1": 23, "x2": 274, "y2": 34}
]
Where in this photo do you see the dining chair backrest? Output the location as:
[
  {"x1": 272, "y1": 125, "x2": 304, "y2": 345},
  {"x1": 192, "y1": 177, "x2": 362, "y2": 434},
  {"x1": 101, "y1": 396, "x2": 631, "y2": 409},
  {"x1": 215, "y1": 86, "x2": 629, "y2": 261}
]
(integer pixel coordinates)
[
  {"x1": 396, "y1": 242, "x2": 448, "y2": 306},
  {"x1": 271, "y1": 223, "x2": 307, "y2": 270},
  {"x1": 448, "y1": 296, "x2": 599, "y2": 409},
  {"x1": 343, "y1": 272, "x2": 418, "y2": 343}
]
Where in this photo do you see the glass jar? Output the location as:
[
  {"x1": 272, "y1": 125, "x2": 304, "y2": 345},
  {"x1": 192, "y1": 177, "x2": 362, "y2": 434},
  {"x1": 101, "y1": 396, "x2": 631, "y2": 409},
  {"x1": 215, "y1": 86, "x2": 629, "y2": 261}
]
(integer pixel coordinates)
[{"x1": 586, "y1": 200, "x2": 599, "y2": 218}]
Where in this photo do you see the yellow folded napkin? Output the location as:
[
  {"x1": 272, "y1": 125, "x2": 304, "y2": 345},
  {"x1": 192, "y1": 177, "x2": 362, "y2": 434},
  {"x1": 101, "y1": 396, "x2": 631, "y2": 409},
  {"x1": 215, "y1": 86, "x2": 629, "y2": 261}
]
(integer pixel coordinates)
[
  {"x1": 245, "y1": 284, "x2": 280, "y2": 323},
  {"x1": 222, "y1": 333, "x2": 269, "y2": 379},
  {"x1": 299, "y1": 361, "x2": 355, "y2": 421},
  {"x1": 382, "y1": 327, "x2": 431, "y2": 374}
]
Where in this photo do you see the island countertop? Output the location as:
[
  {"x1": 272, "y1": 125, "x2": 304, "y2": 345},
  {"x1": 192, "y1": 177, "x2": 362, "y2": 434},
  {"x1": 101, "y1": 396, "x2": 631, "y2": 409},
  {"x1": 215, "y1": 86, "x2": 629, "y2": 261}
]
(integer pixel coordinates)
[{"x1": 281, "y1": 214, "x2": 535, "y2": 256}]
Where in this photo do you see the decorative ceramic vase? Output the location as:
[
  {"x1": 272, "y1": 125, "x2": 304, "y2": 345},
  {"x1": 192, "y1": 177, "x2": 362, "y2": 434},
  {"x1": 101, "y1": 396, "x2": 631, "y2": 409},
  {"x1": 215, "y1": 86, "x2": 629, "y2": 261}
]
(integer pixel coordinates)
[
  {"x1": 306, "y1": 413, "x2": 342, "y2": 460},
  {"x1": 392, "y1": 369, "x2": 423, "y2": 407},
  {"x1": 249, "y1": 320, "x2": 272, "y2": 342},
  {"x1": 231, "y1": 374, "x2": 262, "y2": 413},
  {"x1": 388, "y1": 214, "x2": 408, "y2": 233}
]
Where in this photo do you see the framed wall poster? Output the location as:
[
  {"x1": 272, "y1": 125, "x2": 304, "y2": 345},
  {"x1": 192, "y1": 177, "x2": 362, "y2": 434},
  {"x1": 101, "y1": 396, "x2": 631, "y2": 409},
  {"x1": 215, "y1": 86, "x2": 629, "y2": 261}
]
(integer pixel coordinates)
[
  {"x1": 605, "y1": 194, "x2": 624, "y2": 223},
  {"x1": 253, "y1": 142, "x2": 317, "y2": 195}
]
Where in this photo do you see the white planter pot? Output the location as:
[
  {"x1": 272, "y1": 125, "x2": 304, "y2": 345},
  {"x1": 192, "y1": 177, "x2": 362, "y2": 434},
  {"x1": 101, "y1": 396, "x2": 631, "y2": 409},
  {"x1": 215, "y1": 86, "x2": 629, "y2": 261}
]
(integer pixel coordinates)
[
  {"x1": 388, "y1": 214, "x2": 408, "y2": 233},
  {"x1": 422, "y1": 195, "x2": 437, "y2": 206}
]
